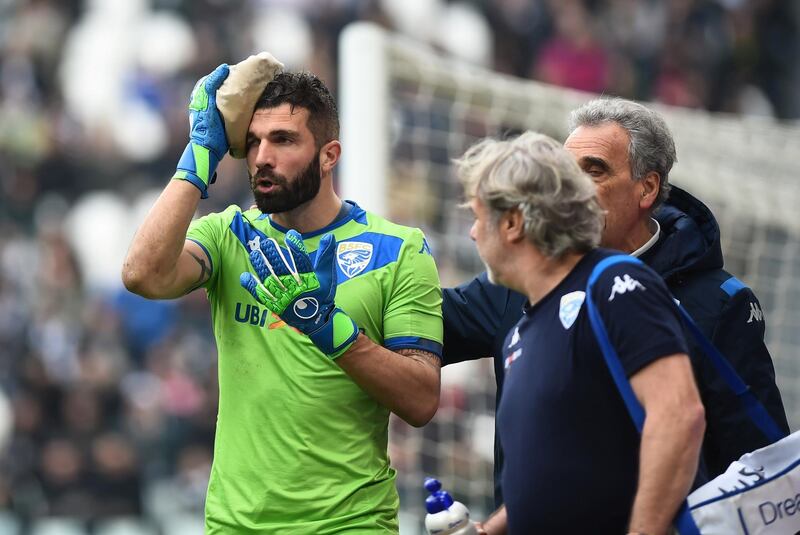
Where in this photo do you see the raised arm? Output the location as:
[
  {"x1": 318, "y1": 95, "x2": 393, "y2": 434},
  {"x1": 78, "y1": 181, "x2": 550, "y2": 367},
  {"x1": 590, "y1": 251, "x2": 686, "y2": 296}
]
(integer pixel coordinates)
[
  {"x1": 122, "y1": 181, "x2": 209, "y2": 298},
  {"x1": 627, "y1": 353, "x2": 705, "y2": 535},
  {"x1": 122, "y1": 64, "x2": 230, "y2": 299}
]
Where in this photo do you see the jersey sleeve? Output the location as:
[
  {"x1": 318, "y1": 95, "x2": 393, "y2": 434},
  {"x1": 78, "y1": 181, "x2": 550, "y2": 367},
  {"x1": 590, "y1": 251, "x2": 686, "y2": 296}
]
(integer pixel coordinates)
[
  {"x1": 186, "y1": 206, "x2": 237, "y2": 290},
  {"x1": 591, "y1": 261, "x2": 689, "y2": 377},
  {"x1": 382, "y1": 230, "x2": 443, "y2": 357}
]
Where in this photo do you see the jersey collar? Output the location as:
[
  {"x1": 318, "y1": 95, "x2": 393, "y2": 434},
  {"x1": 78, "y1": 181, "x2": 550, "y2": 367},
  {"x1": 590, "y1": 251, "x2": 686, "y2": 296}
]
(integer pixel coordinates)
[
  {"x1": 260, "y1": 200, "x2": 368, "y2": 238},
  {"x1": 630, "y1": 218, "x2": 661, "y2": 258}
]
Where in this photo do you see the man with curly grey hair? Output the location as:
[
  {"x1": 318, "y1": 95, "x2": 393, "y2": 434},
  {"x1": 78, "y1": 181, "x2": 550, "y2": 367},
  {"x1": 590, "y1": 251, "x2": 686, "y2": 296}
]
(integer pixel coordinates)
[
  {"x1": 457, "y1": 131, "x2": 705, "y2": 535},
  {"x1": 444, "y1": 97, "x2": 788, "y2": 534},
  {"x1": 457, "y1": 131, "x2": 604, "y2": 271}
]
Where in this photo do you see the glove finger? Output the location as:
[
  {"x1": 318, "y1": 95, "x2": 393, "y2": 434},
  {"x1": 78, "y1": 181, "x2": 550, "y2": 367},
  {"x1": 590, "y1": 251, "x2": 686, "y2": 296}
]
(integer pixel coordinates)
[
  {"x1": 313, "y1": 233, "x2": 339, "y2": 302},
  {"x1": 189, "y1": 75, "x2": 207, "y2": 107},
  {"x1": 240, "y1": 271, "x2": 275, "y2": 305},
  {"x1": 205, "y1": 63, "x2": 230, "y2": 96},
  {"x1": 261, "y1": 238, "x2": 293, "y2": 278},
  {"x1": 284, "y1": 230, "x2": 313, "y2": 273},
  {"x1": 248, "y1": 248, "x2": 273, "y2": 282},
  {"x1": 188, "y1": 64, "x2": 229, "y2": 111},
  {"x1": 239, "y1": 272, "x2": 260, "y2": 301},
  {"x1": 314, "y1": 233, "x2": 336, "y2": 271}
]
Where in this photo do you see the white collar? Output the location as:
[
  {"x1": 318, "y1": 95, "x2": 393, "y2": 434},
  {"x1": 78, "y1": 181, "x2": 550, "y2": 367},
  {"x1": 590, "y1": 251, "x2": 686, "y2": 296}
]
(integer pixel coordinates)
[{"x1": 630, "y1": 218, "x2": 661, "y2": 258}]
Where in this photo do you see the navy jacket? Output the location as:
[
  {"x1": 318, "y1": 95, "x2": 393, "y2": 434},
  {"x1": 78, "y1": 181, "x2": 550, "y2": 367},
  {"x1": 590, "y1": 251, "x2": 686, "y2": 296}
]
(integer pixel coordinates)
[{"x1": 442, "y1": 186, "x2": 789, "y2": 506}]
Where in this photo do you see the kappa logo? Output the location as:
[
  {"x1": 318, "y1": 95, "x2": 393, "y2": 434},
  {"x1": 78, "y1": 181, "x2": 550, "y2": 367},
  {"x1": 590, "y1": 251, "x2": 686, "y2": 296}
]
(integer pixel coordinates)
[
  {"x1": 336, "y1": 241, "x2": 373, "y2": 278},
  {"x1": 419, "y1": 238, "x2": 432, "y2": 256},
  {"x1": 747, "y1": 302, "x2": 764, "y2": 323},
  {"x1": 608, "y1": 274, "x2": 646, "y2": 301},
  {"x1": 559, "y1": 291, "x2": 585, "y2": 329}
]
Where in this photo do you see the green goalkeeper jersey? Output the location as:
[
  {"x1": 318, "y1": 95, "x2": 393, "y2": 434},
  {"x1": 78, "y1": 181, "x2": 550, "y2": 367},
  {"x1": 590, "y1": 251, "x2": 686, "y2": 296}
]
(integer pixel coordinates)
[{"x1": 186, "y1": 201, "x2": 443, "y2": 534}]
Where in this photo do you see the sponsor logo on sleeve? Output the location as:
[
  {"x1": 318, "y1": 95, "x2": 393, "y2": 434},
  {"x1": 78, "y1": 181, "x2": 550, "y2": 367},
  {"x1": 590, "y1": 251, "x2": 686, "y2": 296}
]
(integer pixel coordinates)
[
  {"x1": 419, "y1": 238, "x2": 432, "y2": 255},
  {"x1": 336, "y1": 241, "x2": 373, "y2": 278},
  {"x1": 559, "y1": 291, "x2": 585, "y2": 329},
  {"x1": 504, "y1": 348, "x2": 522, "y2": 370},
  {"x1": 608, "y1": 274, "x2": 645, "y2": 301},
  {"x1": 507, "y1": 327, "x2": 520, "y2": 348}
]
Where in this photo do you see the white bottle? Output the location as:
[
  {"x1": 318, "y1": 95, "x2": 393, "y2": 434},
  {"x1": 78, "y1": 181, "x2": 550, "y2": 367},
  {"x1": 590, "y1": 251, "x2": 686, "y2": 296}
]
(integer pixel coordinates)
[{"x1": 424, "y1": 477, "x2": 479, "y2": 535}]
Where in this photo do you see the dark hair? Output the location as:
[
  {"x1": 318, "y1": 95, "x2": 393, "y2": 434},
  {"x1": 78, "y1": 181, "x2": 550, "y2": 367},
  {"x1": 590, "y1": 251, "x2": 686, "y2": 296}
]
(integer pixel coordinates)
[{"x1": 255, "y1": 71, "x2": 339, "y2": 148}]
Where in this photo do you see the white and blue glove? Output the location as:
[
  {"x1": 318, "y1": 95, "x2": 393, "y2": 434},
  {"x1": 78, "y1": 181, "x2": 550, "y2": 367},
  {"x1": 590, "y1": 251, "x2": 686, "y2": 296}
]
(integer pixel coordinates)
[
  {"x1": 239, "y1": 230, "x2": 359, "y2": 359},
  {"x1": 173, "y1": 64, "x2": 230, "y2": 198}
]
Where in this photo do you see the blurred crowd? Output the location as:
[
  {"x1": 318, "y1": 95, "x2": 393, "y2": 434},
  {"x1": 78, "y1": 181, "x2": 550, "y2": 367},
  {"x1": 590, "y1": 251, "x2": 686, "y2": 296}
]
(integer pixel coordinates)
[
  {"x1": 0, "y1": 0, "x2": 797, "y2": 529},
  {"x1": 0, "y1": 211, "x2": 217, "y2": 526}
]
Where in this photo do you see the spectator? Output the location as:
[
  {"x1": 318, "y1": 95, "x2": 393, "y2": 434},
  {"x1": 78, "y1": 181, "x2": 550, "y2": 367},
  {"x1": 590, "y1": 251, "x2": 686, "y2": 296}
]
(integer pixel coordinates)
[{"x1": 531, "y1": 0, "x2": 610, "y2": 94}]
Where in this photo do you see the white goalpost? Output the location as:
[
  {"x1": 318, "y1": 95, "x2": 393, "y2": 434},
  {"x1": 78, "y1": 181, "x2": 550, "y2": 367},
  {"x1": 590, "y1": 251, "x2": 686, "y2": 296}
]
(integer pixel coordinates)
[{"x1": 339, "y1": 21, "x2": 800, "y2": 532}]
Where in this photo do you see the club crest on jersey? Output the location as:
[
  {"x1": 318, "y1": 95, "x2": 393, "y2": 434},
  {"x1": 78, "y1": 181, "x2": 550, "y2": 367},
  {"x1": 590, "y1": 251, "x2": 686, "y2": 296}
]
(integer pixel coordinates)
[
  {"x1": 337, "y1": 241, "x2": 373, "y2": 278},
  {"x1": 559, "y1": 291, "x2": 585, "y2": 330}
]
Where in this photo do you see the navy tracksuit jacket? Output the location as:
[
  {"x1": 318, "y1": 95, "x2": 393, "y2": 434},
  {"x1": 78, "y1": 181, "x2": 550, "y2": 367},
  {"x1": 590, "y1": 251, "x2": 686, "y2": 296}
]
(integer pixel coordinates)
[{"x1": 442, "y1": 186, "x2": 789, "y2": 507}]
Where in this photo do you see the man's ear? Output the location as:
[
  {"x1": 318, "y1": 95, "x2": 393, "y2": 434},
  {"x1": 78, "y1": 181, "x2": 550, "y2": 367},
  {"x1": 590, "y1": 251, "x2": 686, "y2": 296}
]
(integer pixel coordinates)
[
  {"x1": 640, "y1": 171, "x2": 660, "y2": 210},
  {"x1": 320, "y1": 140, "x2": 341, "y2": 174},
  {"x1": 503, "y1": 208, "x2": 526, "y2": 244}
]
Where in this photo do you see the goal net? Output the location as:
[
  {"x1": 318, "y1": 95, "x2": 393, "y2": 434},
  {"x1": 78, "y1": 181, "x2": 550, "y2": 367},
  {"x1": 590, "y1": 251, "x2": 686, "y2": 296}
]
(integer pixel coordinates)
[{"x1": 338, "y1": 22, "x2": 800, "y2": 531}]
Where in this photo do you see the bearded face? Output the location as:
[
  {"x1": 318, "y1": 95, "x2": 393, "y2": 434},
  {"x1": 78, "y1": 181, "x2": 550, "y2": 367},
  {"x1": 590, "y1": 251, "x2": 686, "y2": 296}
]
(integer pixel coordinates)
[{"x1": 249, "y1": 151, "x2": 322, "y2": 214}]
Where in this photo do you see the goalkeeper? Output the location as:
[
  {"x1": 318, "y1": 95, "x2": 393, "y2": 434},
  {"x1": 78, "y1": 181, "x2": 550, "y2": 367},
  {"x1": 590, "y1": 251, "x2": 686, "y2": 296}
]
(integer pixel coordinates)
[{"x1": 122, "y1": 58, "x2": 443, "y2": 533}]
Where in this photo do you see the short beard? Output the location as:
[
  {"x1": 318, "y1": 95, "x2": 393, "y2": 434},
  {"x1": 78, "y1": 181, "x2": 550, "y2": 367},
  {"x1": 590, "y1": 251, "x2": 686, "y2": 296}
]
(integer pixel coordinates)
[{"x1": 250, "y1": 152, "x2": 322, "y2": 214}]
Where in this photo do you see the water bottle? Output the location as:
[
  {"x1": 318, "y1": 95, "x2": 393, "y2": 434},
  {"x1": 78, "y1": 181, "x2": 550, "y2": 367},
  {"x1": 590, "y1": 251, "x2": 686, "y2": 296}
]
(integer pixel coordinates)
[{"x1": 423, "y1": 477, "x2": 479, "y2": 535}]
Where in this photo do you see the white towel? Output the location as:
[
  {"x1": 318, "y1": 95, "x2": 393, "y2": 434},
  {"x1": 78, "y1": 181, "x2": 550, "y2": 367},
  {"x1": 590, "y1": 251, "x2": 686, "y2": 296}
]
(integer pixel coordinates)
[{"x1": 217, "y1": 52, "x2": 284, "y2": 159}]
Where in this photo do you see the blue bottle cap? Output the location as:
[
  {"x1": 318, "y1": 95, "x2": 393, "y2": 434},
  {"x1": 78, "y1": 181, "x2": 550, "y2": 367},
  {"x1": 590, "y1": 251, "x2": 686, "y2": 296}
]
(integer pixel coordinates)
[
  {"x1": 425, "y1": 493, "x2": 446, "y2": 514},
  {"x1": 424, "y1": 477, "x2": 441, "y2": 493},
  {"x1": 424, "y1": 477, "x2": 455, "y2": 514}
]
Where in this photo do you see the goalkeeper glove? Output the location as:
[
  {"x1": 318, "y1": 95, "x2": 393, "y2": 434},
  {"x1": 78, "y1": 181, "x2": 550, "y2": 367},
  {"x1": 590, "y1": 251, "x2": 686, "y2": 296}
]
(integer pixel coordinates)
[
  {"x1": 239, "y1": 230, "x2": 359, "y2": 359},
  {"x1": 173, "y1": 63, "x2": 230, "y2": 198}
]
